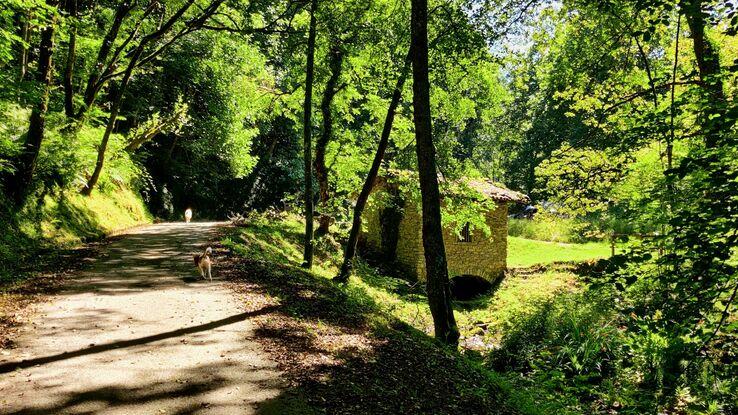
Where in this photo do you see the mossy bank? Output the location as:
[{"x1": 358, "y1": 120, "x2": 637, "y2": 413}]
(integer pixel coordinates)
[{"x1": 0, "y1": 186, "x2": 151, "y2": 282}]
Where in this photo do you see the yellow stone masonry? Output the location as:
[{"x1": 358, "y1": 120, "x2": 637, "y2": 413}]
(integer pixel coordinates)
[{"x1": 362, "y1": 198, "x2": 508, "y2": 282}]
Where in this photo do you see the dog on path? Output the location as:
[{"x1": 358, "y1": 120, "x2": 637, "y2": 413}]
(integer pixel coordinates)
[
  {"x1": 193, "y1": 247, "x2": 212, "y2": 281},
  {"x1": 184, "y1": 208, "x2": 193, "y2": 223}
]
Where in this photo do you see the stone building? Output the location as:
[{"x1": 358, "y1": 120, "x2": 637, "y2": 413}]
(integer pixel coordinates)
[{"x1": 361, "y1": 177, "x2": 529, "y2": 282}]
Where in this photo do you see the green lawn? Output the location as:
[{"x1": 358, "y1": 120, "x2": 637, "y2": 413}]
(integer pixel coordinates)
[
  {"x1": 507, "y1": 236, "x2": 613, "y2": 268},
  {"x1": 1, "y1": 187, "x2": 152, "y2": 283}
]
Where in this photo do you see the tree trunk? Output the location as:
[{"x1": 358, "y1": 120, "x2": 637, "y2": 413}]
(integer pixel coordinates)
[
  {"x1": 241, "y1": 133, "x2": 279, "y2": 210},
  {"x1": 5, "y1": 10, "x2": 57, "y2": 205},
  {"x1": 668, "y1": 15, "x2": 682, "y2": 172},
  {"x1": 335, "y1": 49, "x2": 411, "y2": 282},
  {"x1": 314, "y1": 43, "x2": 343, "y2": 237},
  {"x1": 15, "y1": 12, "x2": 31, "y2": 81},
  {"x1": 123, "y1": 104, "x2": 187, "y2": 152},
  {"x1": 63, "y1": 0, "x2": 78, "y2": 118},
  {"x1": 81, "y1": 47, "x2": 143, "y2": 196},
  {"x1": 410, "y1": 0, "x2": 459, "y2": 346},
  {"x1": 682, "y1": 0, "x2": 727, "y2": 148},
  {"x1": 81, "y1": 0, "x2": 205, "y2": 195},
  {"x1": 301, "y1": 0, "x2": 318, "y2": 268},
  {"x1": 77, "y1": 2, "x2": 132, "y2": 119}
]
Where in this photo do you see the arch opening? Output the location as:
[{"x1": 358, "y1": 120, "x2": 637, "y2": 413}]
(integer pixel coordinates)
[{"x1": 449, "y1": 275, "x2": 493, "y2": 301}]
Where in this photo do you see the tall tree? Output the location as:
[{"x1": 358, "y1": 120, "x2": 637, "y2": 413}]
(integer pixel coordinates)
[
  {"x1": 301, "y1": 0, "x2": 318, "y2": 268},
  {"x1": 4, "y1": 4, "x2": 57, "y2": 205},
  {"x1": 80, "y1": 39, "x2": 144, "y2": 195},
  {"x1": 313, "y1": 41, "x2": 343, "y2": 237},
  {"x1": 334, "y1": 13, "x2": 473, "y2": 282},
  {"x1": 81, "y1": 0, "x2": 223, "y2": 195},
  {"x1": 15, "y1": 11, "x2": 31, "y2": 81},
  {"x1": 335, "y1": 49, "x2": 411, "y2": 282},
  {"x1": 410, "y1": 0, "x2": 459, "y2": 346},
  {"x1": 76, "y1": 1, "x2": 137, "y2": 120},
  {"x1": 681, "y1": 0, "x2": 728, "y2": 148},
  {"x1": 62, "y1": 0, "x2": 77, "y2": 118}
]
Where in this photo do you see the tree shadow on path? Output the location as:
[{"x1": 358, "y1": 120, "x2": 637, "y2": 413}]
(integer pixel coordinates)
[
  {"x1": 0, "y1": 306, "x2": 278, "y2": 374},
  {"x1": 220, "y1": 251, "x2": 522, "y2": 415}
]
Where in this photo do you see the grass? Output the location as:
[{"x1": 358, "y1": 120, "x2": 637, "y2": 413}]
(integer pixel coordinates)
[
  {"x1": 1, "y1": 186, "x2": 152, "y2": 283},
  {"x1": 28, "y1": 188, "x2": 150, "y2": 243},
  {"x1": 507, "y1": 213, "x2": 618, "y2": 268},
  {"x1": 456, "y1": 268, "x2": 580, "y2": 345},
  {"x1": 222, "y1": 213, "x2": 604, "y2": 414},
  {"x1": 508, "y1": 236, "x2": 614, "y2": 268},
  {"x1": 224, "y1": 213, "x2": 604, "y2": 346},
  {"x1": 508, "y1": 215, "x2": 579, "y2": 243}
]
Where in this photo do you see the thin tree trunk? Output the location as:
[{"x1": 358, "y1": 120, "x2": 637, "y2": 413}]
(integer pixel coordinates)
[
  {"x1": 5, "y1": 10, "x2": 57, "y2": 205},
  {"x1": 668, "y1": 14, "x2": 681, "y2": 171},
  {"x1": 81, "y1": 0, "x2": 208, "y2": 195},
  {"x1": 335, "y1": 48, "x2": 411, "y2": 282},
  {"x1": 410, "y1": 0, "x2": 459, "y2": 346},
  {"x1": 81, "y1": 46, "x2": 143, "y2": 195},
  {"x1": 314, "y1": 43, "x2": 343, "y2": 237},
  {"x1": 79, "y1": 0, "x2": 201, "y2": 122},
  {"x1": 76, "y1": 2, "x2": 133, "y2": 119},
  {"x1": 683, "y1": 0, "x2": 726, "y2": 148},
  {"x1": 301, "y1": 0, "x2": 318, "y2": 268},
  {"x1": 63, "y1": 0, "x2": 78, "y2": 118},
  {"x1": 16, "y1": 12, "x2": 31, "y2": 81},
  {"x1": 123, "y1": 104, "x2": 187, "y2": 152},
  {"x1": 242, "y1": 133, "x2": 279, "y2": 210}
]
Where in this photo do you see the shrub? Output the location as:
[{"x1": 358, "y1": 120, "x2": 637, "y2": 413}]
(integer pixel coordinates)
[
  {"x1": 489, "y1": 290, "x2": 625, "y2": 406},
  {"x1": 0, "y1": 102, "x2": 26, "y2": 175},
  {"x1": 508, "y1": 212, "x2": 580, "y2": 243},
  {"x1": 492, "y1": 291, "x2": 622, "y2": 375}
]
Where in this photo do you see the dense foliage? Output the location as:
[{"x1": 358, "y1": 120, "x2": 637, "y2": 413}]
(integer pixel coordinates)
[
  {"x1": 1, "y1": 0, "x2": 736, "y2": 412},
  {"x1": 489, "y1": 1, "x2": 738, "y2": 413}
]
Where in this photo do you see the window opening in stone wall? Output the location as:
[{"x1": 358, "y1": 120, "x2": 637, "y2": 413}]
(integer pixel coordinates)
[{"x1": 459, "y1": 222, "x2": 472, "y2": 243}]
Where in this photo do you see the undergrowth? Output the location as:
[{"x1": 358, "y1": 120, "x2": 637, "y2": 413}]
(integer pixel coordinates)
[
  {"x1": 0, "y1": 186, "x2": 151, "y2": 283},
  {"x1": 223, "y1": 212, "x2": 734, "y2": 414},
  {"x1": 222, "y1": 212, "x2": 581, "y2": 414}
]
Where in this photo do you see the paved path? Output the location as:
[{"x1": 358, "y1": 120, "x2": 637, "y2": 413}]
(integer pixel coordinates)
[{"x1": 0, "y1": 222, "x2": 284, "y2": 414}]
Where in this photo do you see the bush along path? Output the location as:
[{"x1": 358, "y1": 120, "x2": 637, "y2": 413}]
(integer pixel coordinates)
[{"x1": 0, "y1": 222, "x2": 297, "y2": 414}]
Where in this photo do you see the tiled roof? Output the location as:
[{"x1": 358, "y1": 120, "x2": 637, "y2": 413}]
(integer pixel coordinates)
[
  {"x1": 373, "y1": 171, "x2": 530, "y2": 204},
  {"x1": 465, "y1": 178, "x2": 530, "y2": 203}
]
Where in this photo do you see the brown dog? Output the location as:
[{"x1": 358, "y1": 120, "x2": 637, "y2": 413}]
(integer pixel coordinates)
[{"x1": 193, "y1": 247, "x2": 212, "y2": 281}]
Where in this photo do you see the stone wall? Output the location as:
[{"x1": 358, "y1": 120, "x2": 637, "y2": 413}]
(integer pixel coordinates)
[
  {"x1": 362, "y1": 199, "x2": 383, "y2": 249},
  {"x1": 436, "y1": 203, "x2": 508, "y2": 281},
  {"x1": 362, "y1": 199, "x2": 423, "y2": 276},
  {"x1": 361, "y1": 193, "x2": 508, "y2": 282},
  {"x1": 394, "y1": 205, "x2": 424, "y2": 277}
]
